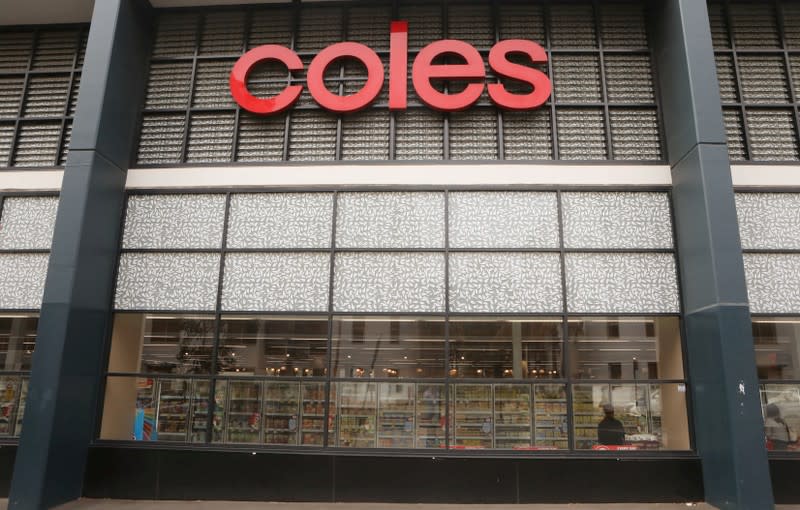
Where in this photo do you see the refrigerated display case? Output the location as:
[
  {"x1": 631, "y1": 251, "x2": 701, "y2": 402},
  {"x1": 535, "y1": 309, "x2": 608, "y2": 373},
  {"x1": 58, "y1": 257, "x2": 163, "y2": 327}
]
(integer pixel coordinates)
[
  {"x1": 264, "y1": 381, "x2": 300, "y2": 445},
  {"x1": 416, "y1": 383, "x2": 446, "y2": 448},
  {"x1": 533, "y1": 384, "x2": 568, "y2": 449},
  {"x1": 337, "y1": 381, "x2": 377, "y2": 448},
  {"x1": 454, "y1": 384, "x2": 492, "y2": 448},
  {"x1": 493, "y1": 384, "x2": 532, "y2": 449},
  {"x1": 225, "y1": 380, "x2": 262, "y2": 443},
  {"x1": 377, "y1": 382, "x2": 414, "y2": 448}
]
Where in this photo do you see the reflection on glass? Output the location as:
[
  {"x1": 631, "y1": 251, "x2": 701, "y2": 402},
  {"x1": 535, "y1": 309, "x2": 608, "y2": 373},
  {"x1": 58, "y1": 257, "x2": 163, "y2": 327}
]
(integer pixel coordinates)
[
  {"x1": 332, "y1": 317, "x2": 445, "y2": 378},
  {"x1": 264, "y1": 381, "x2": 300, "y2": 445},
  {"x1": 568, "y1": 317, "x2": 683, "y2": 380},
  {"x1": 225, "y1": 380, "x2": 262, "y2": 443},
  {"x1": 219, "y1": 316, "x2": 328, "y2": 376},
  {"x1": 572, "y1": 383, "x2": 689, "y2": 451},
  {"x1": 494, "y1": 384, "x2": 531, "y2": 449},
  {"x1": 753, "y1": 319, "x2": 800, "y2": 380},
  {"x1": 534, "y1": 384, "x2": 568, "y2": 449},
  {"x1": 454, "y1": 384, "x2": 493, "y2": 448},
  {"x1": 336, "y1": 381, "x2": 377, "y2": 448},
  {"x1": 0, "y1": 315, "x2": 37, "y2": 372},
  {"x1": 189, "y1": 379, "x2": 211, "y2": 443},
  {"x1": 378, "y1": 382, "x2": 415, "y2": 448},
  {"x1": 416, "y1": 383, "x2": 447, "y2": 448},
  {"x1": 0, "y1": 376, "x2": 23, "y2": 437},
  {"x1": 109, "y1": 314, "x2": 216, "y2": 375},
  {"x1": 449, "y1": 318, "x2": 562, "y2": 379},
  {"x1": 760, "y1": 383, "x2": 800, "y2": 451},
  {"x1": 300, "y1": 381, "x2": 332, "y2": 446}
]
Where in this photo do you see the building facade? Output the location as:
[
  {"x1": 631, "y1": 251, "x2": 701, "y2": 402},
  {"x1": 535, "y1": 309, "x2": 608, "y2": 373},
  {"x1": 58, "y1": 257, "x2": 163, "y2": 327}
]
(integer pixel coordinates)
[{"x1": 0, "y1": 0, "x2": 797, "y2": 508}]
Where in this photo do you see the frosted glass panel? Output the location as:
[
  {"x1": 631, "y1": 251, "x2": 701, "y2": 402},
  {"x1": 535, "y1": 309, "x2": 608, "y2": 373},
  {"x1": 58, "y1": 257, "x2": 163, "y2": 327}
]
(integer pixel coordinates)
[
  {"x1": 565, "y1": 253, "x2": 679, "y2": 313},
  {"x1": 744, "y1": 254, "x2": 800, "y2": 313},
  {"x1": 0, "y1": 254, "x2": 49, "y2": 309},
  {"x1": 449, "y1": 192, "x2": 559, "y2": 249},
  {"x1": 333, "y1": 253, "x2": 445, "y2": 312},
  {"x1": 336, "y1": 192, "x2": 444, "y2": 249},
  {"x1": 114, "y1": 253, "x2": 220, "y2": 311},
  {"x1": 449, "y1": 253, "x2": 563, "y2": 313},
  {"x1": 227, "y1": 193, "x2": 333, "y2": 249},
  {"x1": 0, "y1": 197, "x2": 59, "y2": 249},
  {"x1": 736, "y1": 193, "x2": 800, "y2": 250},
  {"x1": 222, "y1": 253, "x2": 330, "y2": 312},
  {"x1": 122, "y1": 194, "x2": 226, "y2": 249},
  {"x1": 562, "y1": 192, "x2": 673, "y2": 249}
]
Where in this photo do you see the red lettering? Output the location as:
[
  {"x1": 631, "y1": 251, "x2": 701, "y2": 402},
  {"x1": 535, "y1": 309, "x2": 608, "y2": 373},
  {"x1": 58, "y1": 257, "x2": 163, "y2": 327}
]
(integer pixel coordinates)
[
  {"x1": 229, "y1": 45, "x2": 303, "y2": 115},
  {"x1": 412, "y1": 40, "x2": 485, "y2": 112},
  {"x1": 389, "y1": 21, "x2": 408, "y2": 110},
  {"x1": 307, "y1": 42, "x2": 384, "y2": 113},
  {"x1": 487, "y1": 40, "x2": 551, "y2": 110}
]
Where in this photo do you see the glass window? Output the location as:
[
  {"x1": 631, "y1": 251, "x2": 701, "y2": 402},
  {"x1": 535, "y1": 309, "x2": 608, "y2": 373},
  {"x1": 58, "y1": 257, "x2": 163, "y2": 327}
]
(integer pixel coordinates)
[
  {"x1": 108, "y1": 314, "x2": 216, "y2": 375},
  {"x1": 752, "y1": 318, "x2": 800, "y2": 380},
  {"x1": 332, "y1": 316, "x2": 445, "y2": 378},
  {"x1": 568, "y1": 317, "x2": 683, "y2": 380},
  {"x1": 572, "y1": 382, "x2": 689, "y2": 451},
  {"x1": 218, "y1": 316, "x2": 328, "y2": 376},
  {"x1": 760, "y1": 383, "x2": 800, "y2": 451},
  {"x1": 0, "y1": 315, "x2": 38, "y2": 371},
  {"x1": 449, "y1": 318, "x2": 562, "y2": 379}
]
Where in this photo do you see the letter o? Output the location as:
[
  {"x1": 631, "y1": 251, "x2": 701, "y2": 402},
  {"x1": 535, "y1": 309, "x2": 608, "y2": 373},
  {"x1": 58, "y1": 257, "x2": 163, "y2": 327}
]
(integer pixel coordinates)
[
  {"x1": 230, "y1": 45, "x2": 303, "y2": 115},
  {"x1": 307, "y1": 42, "x2": 385, "y2": 113}
]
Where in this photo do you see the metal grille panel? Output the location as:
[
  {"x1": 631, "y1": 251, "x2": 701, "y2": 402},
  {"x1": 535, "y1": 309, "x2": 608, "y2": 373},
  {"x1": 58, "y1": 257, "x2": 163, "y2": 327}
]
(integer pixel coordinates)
[
  {"x1": 712, "y1": 1, "x2": 800, "y2": 161},
  {"x1": 135, "y1": 2, "x2": 661, "y2": 165},
  {"x1": 0, "y1": 26, "x2": 86, "y2": 168}
]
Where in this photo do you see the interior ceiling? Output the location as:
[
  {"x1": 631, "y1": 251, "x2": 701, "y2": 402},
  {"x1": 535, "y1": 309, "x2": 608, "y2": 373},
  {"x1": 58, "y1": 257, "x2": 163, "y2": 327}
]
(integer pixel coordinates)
[{"x1": 0, "y1": 0, "x2": 95, "y2": 25}]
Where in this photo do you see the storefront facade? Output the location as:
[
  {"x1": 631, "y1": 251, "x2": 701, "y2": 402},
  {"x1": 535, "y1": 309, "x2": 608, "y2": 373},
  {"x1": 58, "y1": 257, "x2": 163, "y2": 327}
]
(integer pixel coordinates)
[{"x1": 0, "y1": 0, "x2": 798, "y2": 508}]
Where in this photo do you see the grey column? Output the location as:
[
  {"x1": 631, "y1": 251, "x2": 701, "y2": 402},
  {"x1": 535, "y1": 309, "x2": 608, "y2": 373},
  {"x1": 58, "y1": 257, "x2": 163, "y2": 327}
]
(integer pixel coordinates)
[
  {"x1": 650, "y1": 1, "x2": 773, "y2": 509},
  {"x1": 8, "y1": 0, "x2": 152, "y2": 508}
]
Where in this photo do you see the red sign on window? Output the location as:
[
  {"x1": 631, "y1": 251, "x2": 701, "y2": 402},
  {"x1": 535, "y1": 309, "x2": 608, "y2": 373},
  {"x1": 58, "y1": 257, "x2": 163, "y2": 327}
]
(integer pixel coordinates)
[{"x1": 230, "y1": 21, "x2": 551, "y2": 115}]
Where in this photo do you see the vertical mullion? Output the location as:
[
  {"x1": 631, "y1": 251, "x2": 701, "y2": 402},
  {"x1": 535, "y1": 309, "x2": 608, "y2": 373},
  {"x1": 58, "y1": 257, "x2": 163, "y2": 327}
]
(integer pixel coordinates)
[
  {"x1": 335, "y1": 6, "x2": 347, "y2": 162},
  {"x1": 206, "y1": 192, "x2": 232, "y2": 444},
  {"x1": 442, "y1": 0, "x2": 450, "y2": 160},
  {"x1": 724, "y1": 0, "x2": 753, "y2": 160},
  {"x1": 544, "y1": 2, "x2": 559, "y2": 160},
  {"x1": 443, "y1": 190, "x2": 451, "y2": 450},
  {"x1": 323, "y1": 191, "x2": 339, "y2": 448},
  {"x1": 284, "y1": 1, "x2": 301, "y2": 162},
  {"x1": 9, "y1": 29, "x2": 38, "y2": 167},
  {"x1": 593, "y1": 0, "x2": 613, "y2": 160},
  {"x1": 181, "y1": 15, "x2": 204, "y2": 164},
  {"x1": 555, "y1": 190, "x2": 573, "y2": 451},
  {"x1": 231, "y1": 10, "x2": 252, "y2": 164},
  {"x1": 492, "y1": 0, "x2": 504, "y2": 160},
  {"x1": 776, "y1": 0, "x2": 800, "y2": 160},
  {"x1": 57, "y1": 29, "x2": 83, "y2": 167}
]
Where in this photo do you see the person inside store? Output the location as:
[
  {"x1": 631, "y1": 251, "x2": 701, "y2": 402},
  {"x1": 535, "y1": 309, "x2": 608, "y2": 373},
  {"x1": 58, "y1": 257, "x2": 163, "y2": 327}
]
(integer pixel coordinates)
[
  {"x1": 765, "y1": 403, "x2": 796, "y2": 450},
  {"x1": 597, "y1": 403, "x2": 626, "y2": 445}
]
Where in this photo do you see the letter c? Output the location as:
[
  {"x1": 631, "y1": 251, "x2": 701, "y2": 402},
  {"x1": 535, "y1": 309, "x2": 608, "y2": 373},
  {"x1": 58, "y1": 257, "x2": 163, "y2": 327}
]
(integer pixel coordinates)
[{"x1": 230, "y1": 45, "x2": 303, "y2": 115}]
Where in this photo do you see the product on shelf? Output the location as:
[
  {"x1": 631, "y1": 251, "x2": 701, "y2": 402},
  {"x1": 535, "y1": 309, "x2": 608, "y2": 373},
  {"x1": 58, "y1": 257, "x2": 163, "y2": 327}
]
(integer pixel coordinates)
[
  {"x1": 225, "y1": 380, "x2": 262, "y2": 444},
  {"x1": 494, "y1": 384, "x2": 532, "y2": 449},
  {"x1": 416, "y1": 383, "x2": 447, "y2": 449},
  {"x1": 155, "y1": 378, "x2": 191, "y2": 441},
  {"x1": 300, "y1": 381, "x2": 332, "y2": 446},
  {"x1": 337, "y1": 381, "x2": 377, "y2": 448},
  {"x1": 454, "y1": 384, "x2": 492, "y2": 448},
  {"x1": 377, "y1": 382, "x2": 414, "y2": 448},
  {"x1": 264, "y1": 381, "x2": 300, "y2": 445},
  {"x1": 533, "y1": 384, "x2": 568, "y2": 449}
]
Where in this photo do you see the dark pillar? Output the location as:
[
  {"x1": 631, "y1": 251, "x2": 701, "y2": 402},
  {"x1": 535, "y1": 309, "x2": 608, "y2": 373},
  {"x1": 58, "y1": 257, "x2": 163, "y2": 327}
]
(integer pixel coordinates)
[
  {"x1": 651, "y1": 1, "x2": 773, "y2": 509},
  {"x1": 8, "y1": 1, "x2": 151, "y2": 508}
]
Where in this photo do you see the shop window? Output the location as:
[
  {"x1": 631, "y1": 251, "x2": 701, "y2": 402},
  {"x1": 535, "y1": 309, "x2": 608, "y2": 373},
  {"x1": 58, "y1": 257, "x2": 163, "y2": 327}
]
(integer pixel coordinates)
[
  {"x1": 108, "y1": 314, "x2": 216, "y2": 375},
  {"x1": 568, "y1": 317, "x2": 684, "y2": 380},
  {"x1": 449, "y1": 318, "x2": 562, "y2": 379},
  {"x1": 332, "y1": 316, "x2": 445, "y2": 378},
  {"x1": 218, "y1": 315, "x2": 328, "y2": 376},
  {"x1": 752, "y1": 318, "x2": 800, "y2": 380}
]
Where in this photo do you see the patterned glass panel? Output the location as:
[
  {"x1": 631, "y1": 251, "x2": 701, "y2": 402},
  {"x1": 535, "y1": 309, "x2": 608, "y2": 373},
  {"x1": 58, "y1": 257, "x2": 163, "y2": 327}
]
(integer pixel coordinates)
[
  {"x1": 114, "y1": 253, "x2": 220, "y2": 311},
  {"x1": 557, "y1": 108, "x2": 607, "y2": 160},
  {"x1": 600, "y1": 3, "x2": 647, "y2": 48},
  {"x1": 249, "y1": 10, "x2": 292, "y2": 47},
  {"x1": 449, "y1": 108, "x2": 497, "y2": 160},
  {"x1": 736, "y1": 193, "x2": 800, "y2": 250},
  {"x1": 199, "y1": 11, "x2": 245, "y2": 54},
  {"x1": 336, "y1": 192, "x2": 445, "y2": 249},
  {"x1": 0, "y1": 197, "x2": 59, "y2": 250},
  {"x1": 137, "y1": 114, "x2": 185, "y2": 165},
  {"x1": 22, "y1": 75, "x2": 70, "y2": 117},
  {"x1": 729, "y1": 3, "x2": 780, "y2": 48},
  {"x1": 562, "y1": 192, "x2": 673, "y2": 249},
  {"x1": 227, "y1": 193, "x2": 333, "y2": 249},
  {"x1": 296, "y1": 6, "x2": 344, "y2": 52},
  {"x1": 786, "y1": 2, "x2": 800, "y2": 49},
  {"x1": 186, "y1": 112, "x2": 235, "y2": 163},
  {"x1": 32, "y1": 29, "x2": 81, "y2": 69},
  {"x1": 0, "y1": 254, "x2": 49, "y2": 309},
  {"x1": 348, "y1": 5, "x2": 391, "y2": 50},
  {"x1": 549, "y1": 4, "x2": 597, "y2": 48},
  {"x1": 609, "y1": 109, "x2": 662, "y2": 161},
  {"x1": 744, "y1": 254, "x2": 800, "y2": 314},
  {"x1": 553, "y1": 54, "x2": 602, "y2": 103},
  {"x1": 449, "y1": 192, "x2": 558, "y2": 249},
  {"x1": 448, "y1": 4, "x2": 493, "y2": 48},
  {"x1": 398, "y1": 4, "x2": 443, "y2": 50},
  {"x1": 333, "y1": 253, "x2": 445, "y2": 313},
  {"x1": 13, "y1": 122, "x2": 60, "y2": 167},
  {"x1": 715, "y1": 54, "x2": 739, "y2": 103},
  {"x1": 222, "y1": 253, "x2": 330, "y2": 312},
  {"x1": 449, "y1": 253, "x2": 563, "y2": 313},
  {"x1": 193, "y1": 60, "x2": 237, "y2": 109},
  {"x1": 395, "y1": 110, "x2": 444, "y2": 160},
  {"x1": 724, "y1": 108, "x2": 747, "y2": 160},
  {"x1": 0, "y1": 124, "x2": 13, "y2": 164},
  {"x1": 288, "y1": 111, "x2": 337, "y2": 161},
  {"x1": 737, "y1": 56, "x2": 790, "y2": 104},
  {"x1": 0, "y1": 76, "x2": 24, "y2": 119},
  {"x1": 236, "y1": 113, "x2": 285, "y2": 162},
  {"x1": 122, "y1": 194, "x2": 226, "y2": 250},
  {"x1": 565, "y1": 253, "x2": 679, "y2": 314},
  {"x1": 604, "y1": 55, "x2": 654, "y2": 103},
  {"x1": 341, "y1": 110, "x2": 390, "y2": 161},
  {"x1": 708, "y1": 3, "x2": 730, "y2": 49},
  {"x1": 144, "y1": 62, "x2": 193, "y2": 110},
  {"x1": 0, "y1": 31, "x2": 34, "y2": 72},
  {"x1": 503, "y1": 110, "x2": 553, "y2": 160},
  {"x1": 746, "y1": 109, "x2": 799, "y2": 161},
  {"x1": 153, "y1": 13, "x2": 199, "y2": 57},
  {"x1": 498, "y1": 4, "x2": 545, "y2": 41}
]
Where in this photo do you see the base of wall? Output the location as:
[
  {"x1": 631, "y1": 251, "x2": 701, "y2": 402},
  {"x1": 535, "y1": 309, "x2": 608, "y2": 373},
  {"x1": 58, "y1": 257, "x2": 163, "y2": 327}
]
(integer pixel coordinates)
[
  {"x1": 84, "y1": 446, "x2": 704, "y2": 503},
  {"x1": 771, "y1": 458, "x2": 800, "y2": 504}
]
